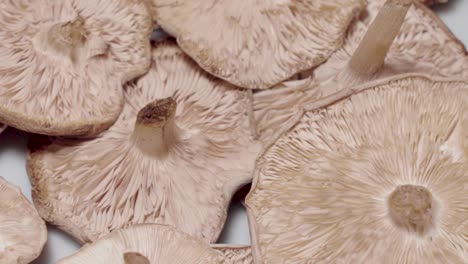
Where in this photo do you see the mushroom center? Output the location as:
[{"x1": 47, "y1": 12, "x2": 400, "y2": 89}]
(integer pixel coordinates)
[
  {"x1": 33, "y1": 16, "x2": 107, "y2": 63},
  {"x1": 388, "y1": 184, "x2": 433, "y2": 235},
  {"x1": 132, "y1": 97, "x2": 179, "y2": 157}
]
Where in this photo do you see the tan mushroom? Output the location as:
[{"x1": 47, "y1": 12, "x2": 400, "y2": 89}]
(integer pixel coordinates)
[
  {"x1": 56, "y1": 224, "x2": 223, "y2": 264},
  {"x1": 152, "y1": 0, "x2": 366, "y2": 89},
  {"x1": 254, "y1": 0, "x2": 468, "y2": 143},
  {"x1": 211, "y1": 245, "x2": 253, "y2": 264},
  {"x1": 0, "y1": 176, "x2": 47, "y2": 264},
  {"x1": 0, "y1": 0, "x2": 152, "y2": 136},
  {"x1": 27, "y1": 41, "x2": 261, "y2": 243},
  {"x1": 245, "y1": 75, "x2": 468, "y2": 263}
]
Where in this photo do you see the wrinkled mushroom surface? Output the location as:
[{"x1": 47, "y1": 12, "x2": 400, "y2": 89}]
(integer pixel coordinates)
[
  {"x1": 153, "y1": 0, "x2": 366, "y2": 89},
  {"x1": 0, "y1": 0, "x2": 152, "y2": 136},
  {"x1": 211, "y1": 245, "x2": 253, "y2": 264},
  {"x1": 57, "y1": 224, "x2": 223, "y2": 264},
  {"x1": 28, "y1": 41, "x2": 261, "y2": 243},
  {"x1": 246, "y1": 76, "x2": 468, "y2": 263},
  {"x1": 0, "y1": 176, "x2": 47, "y2": 264},
  {"x1": 254, "y1": 1, "x2": 468, "y2": 143}
]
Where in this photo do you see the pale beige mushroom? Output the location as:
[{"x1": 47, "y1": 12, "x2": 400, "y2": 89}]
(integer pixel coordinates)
[
  {"x1": 0, "y1": 0, "x2": 153, "y2": 136},
  {"x1": 27, "y1": 41, "x2": 261, "y2": 243},
  {"x1": 152, "y1": 0, "x2": 366, "y2": 89},
  {"x1": 56, "y1": 224, "x2": 223, "y2": 264},
  {"x1": 254, "y1": 0, "x2": 468, "y2": 143},
  {"x1": 246, "y1": 75, "x2": 468, "y2": 263},
  {"x1": 0, "y1": 176, "x2": 47, "y2": 264},
  {"x1": 211, "y1": 245, "x2": 253, "y2": 264}
]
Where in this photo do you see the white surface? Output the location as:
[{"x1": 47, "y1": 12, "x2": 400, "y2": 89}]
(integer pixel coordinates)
[{"x1": 0, "y1": 2, "x2": 467, "y2": 263}]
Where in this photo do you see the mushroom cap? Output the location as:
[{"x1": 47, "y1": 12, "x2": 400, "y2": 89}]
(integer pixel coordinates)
[
  {"x1": 0, "y1": 176, "x2": 47, "y2": 264},
  {"x1": 27, "y1": 41, "x2": 261, "y2": 243},
  {"x1": 153, "y1": 0, "x2": 366, "y2": 89},
  {"x1": 246, "y1": 76, "x2": 468, "y2": 263},
  {"x1": 57, "y1": 224, "x2": 223, "y2": 264},
  {"x1": 211, "y1": 245, "x2": 253, "y2": 264},
  {"x1": 254, "y1": 1, "x2": 468, "y2": 143},
  {"x1": 315, "y1": 1, "x2": 468, "y2": 85},
  {"x1": 0, "y1": 0, "x2": 152, "y2": 136}
]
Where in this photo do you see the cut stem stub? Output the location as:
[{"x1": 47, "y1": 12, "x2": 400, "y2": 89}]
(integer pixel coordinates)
[
  {"x1": 340, "y1": 0, "x2": 413, "y2": 85},
  {"x1": 388, "y1": 184, "x2": 433, "y2": 235},
  {"x1": 124, "y1": 252, "x2": 150, "y2": 264},
  {"x1": 133, "y1": 97, "x2": 179, "y2": 157}
]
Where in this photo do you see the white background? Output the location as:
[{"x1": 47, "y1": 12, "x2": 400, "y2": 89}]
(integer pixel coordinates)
[{"x1": 0, "y1": 2, "x2": 466, "y2": 263}]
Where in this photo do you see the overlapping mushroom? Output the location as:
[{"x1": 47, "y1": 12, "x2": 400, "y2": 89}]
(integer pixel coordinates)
[
  {"x1": 0, "y1": 177, "x2": 47, "y2": 264},
  {"x1": 56, "y1": 224, "x2": 223, "y2": 263},
  {"x1": 254, "y1": 0, "x2": 468, "y2": 143},
  {"x1": 246, "y1": 75, "x2": 468, "y2": 263},
  {"x1": 0, "y1": 0, "x2": 153, "y2": 136},
  {"x1": 152, "y1": 0, "x2": 366, "y2": 89},
  {"x1": 27, "y1": 41, "x2": 261, "y2": 243}
]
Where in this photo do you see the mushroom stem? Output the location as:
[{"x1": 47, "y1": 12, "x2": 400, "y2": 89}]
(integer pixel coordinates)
[
  {"x1": 388, "y1": 184, "x2": 433, "y2": 235},
  {"x1": 124, "y1": 252, "x2": 150, "y2": 264},
  {"x1": 132, "y1": 97, "x2": 179, "y2": 157},
  {"x1": 340, "y1": 0, "x2": 412, "y2": 85}
]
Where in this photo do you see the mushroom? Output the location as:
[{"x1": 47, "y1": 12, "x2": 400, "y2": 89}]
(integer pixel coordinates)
[
  {"x1": 27, "y1": 41, "x2": 261, "y2": 243},
  {"x1": 0, "y1": 0, "x2": 153, "y2": 136},
  {"x1": 245, "y1": 75, "x2": 468, "y2": 263},
  {"x1": 211, "y1": 245, "x2": 253, "y2": 264},
  {"x1": 152, "y1": 0, "x2": 366, "y2": 89},
  {"x1": 56, "y1": 224, "x2": 223, "y2": 263},
  {"x1": 254, "y1": 0, "x2": 468, "y2": 143},
  {"x1": 0, "y1": 176, "x2": 47, "y2": 264}
]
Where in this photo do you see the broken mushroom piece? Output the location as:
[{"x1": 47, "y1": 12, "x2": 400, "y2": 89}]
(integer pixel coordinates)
[
  {"x1": 0, "y1": 0, "x2": 152, "y2": 136},
  {"x1": 0, "y1": 177, "x2": 47, "y2": 264},
  {"x1": 211, "y1": 245, "x2": 253, "y2": 264},
  {"x1": 153, "y1": 0, "x2": 366, "y2": 89},
  {"x1": 28, "y1": 41, "x2": 261, "y2": 243},
  {"x1": 57, "y1": 224, "x2": 223, "y2": 264},
  {"x1": 246, "y1": 76, "x2": 468, "y2": 263},
  {"x1": 254, "y1": 0, "x2": 468, "y2": 143}
]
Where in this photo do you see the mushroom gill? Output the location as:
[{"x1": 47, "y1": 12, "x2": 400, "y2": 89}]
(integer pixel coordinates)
[
  {"x1": 0, "y1": 177, "x2": 47, "y2": 264},
  {"x1": 27, "y1": 41, "x2": 261, "y2": 243},
  {"x1": 245, "y1": 76, "x2": 468, "y2": 263},
  {"x1": 152, "y1": 0, "x2": 366, "y2": 89},
  {"x1": 211, "y1": 245, "x2": 253, "y2": 264},
  {"x1": 0, "y1": 0, "x2": 152, "y2": 136},
  {"x1": 254, "y1": 0, "x2": 468, "y2": 143}
]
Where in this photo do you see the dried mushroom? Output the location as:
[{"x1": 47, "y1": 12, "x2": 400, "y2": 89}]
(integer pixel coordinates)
[
  {"x1": 57, "y1": 224, "x2": 223, "y2": 264},
  {"x1": 0, "y1": 176, "x2": 47, "y2": 264},
  {"x1": 28, "y1": 41, "x2": 261, "y2": 243},
  {"x1": 254, "y1": 0, "x2": 468, "y2": 143},
  {"x1": 152, "y1": 0, "x2": 366, "y2": 89},
  {"x1": 211, "y1": 245, "x2": 253, "y2": 264},
  {"x1": 245, "y1": 76, "x2": 468, "y2": 263},
  {"x1": 0, "y1": 0, "x2": 152, "y2": 136}
]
